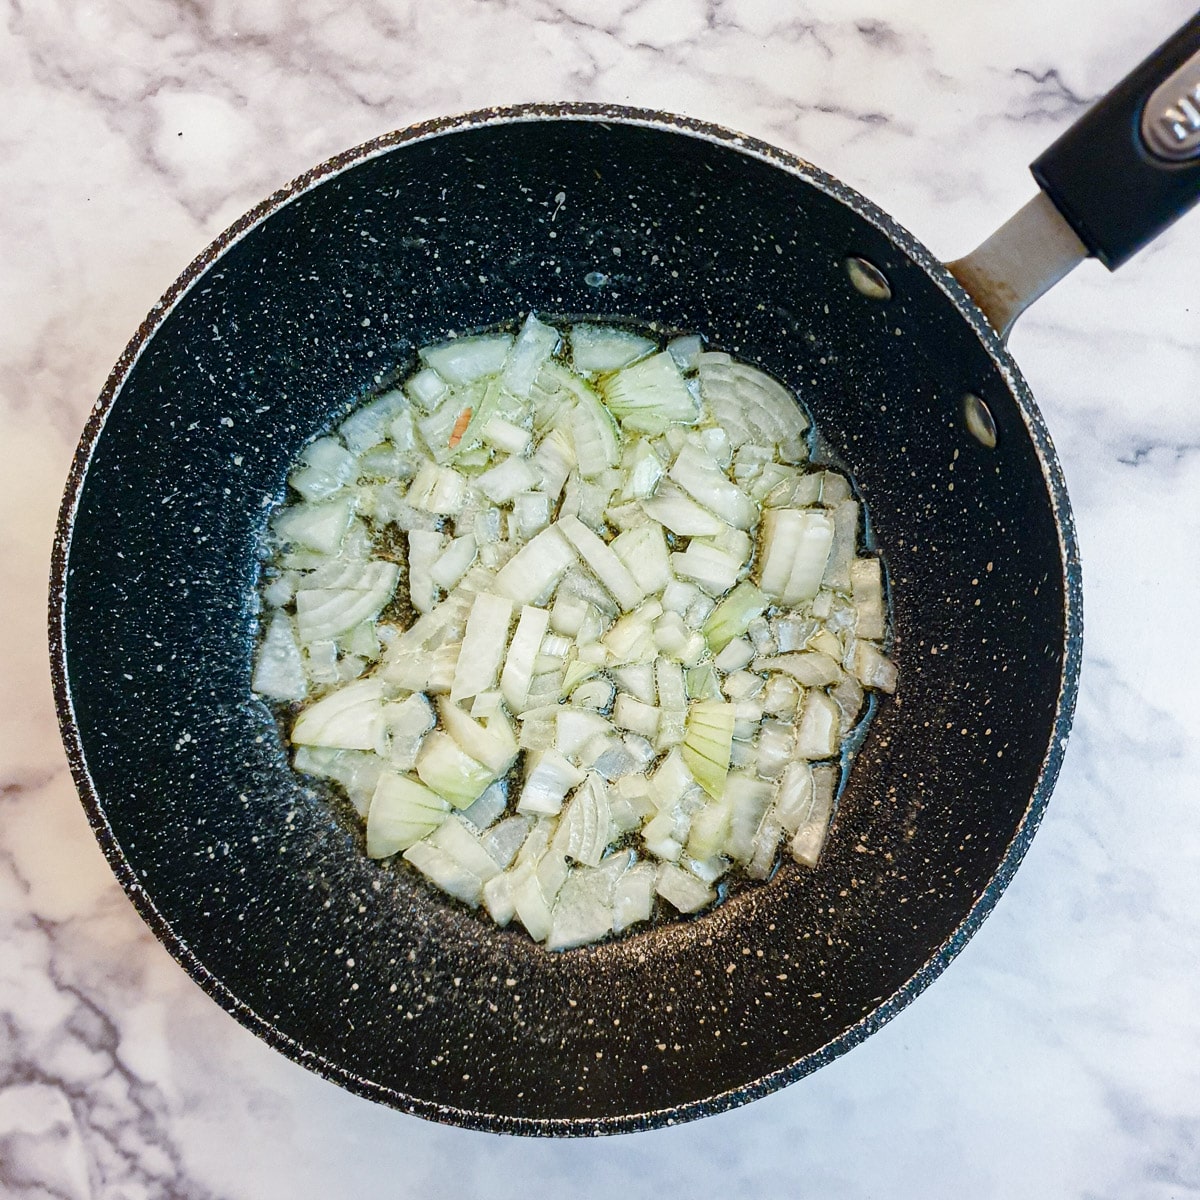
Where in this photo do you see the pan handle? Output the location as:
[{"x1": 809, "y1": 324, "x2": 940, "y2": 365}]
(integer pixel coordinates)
[{"x1": 949, "y1": 14, "x2": 1200, "y2": 339}]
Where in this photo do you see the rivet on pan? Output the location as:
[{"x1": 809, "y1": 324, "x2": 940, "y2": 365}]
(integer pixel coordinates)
[
  {"x1": 844, "y1": 256, "x2": 892, "y2": 301},
  {"x1": 963, "y1": 392, "x2": 997, "y2": 448}
]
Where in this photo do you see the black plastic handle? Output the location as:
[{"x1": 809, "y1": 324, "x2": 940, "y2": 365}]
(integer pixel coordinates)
[{"x1": 1031, "y1": 15, "x2": 1200, "y2": 270}]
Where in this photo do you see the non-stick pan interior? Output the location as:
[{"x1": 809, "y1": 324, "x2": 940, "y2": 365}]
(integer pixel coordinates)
[{"x1": 56, "y1": 109, "x2": 1078, "y2": 1133}]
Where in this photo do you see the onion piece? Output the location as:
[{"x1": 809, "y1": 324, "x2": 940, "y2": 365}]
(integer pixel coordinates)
[
  {"x1": 438, "y1": 699, "x2": 518, "y2": 776},
  {"x1": 366, "y1": 772, "x2": 451, "y2": 858},
  {"x1": 343, "y1": 389, "x2": 411, "y2": 455},
  {"x1": 450, "y1": 593, "x2": 514, "y2": 703},
  {"x1": 512, "y1": 491, "x2": 551, "y2": 540},
  {"x1": 415, "y1": 732, "x2": 495, "y2": 808},
  {"x1": 670, "y1": 542, "x2": 743, "y2": 596},
  {"x1": 686, "y1": 799, "x2": 731, "y2": 861},
  {"x1": 610, "y1": 523, "x2": 672, "y2": 596},
  {"x1": 567, "y1": 392, "x2": 621, "y2": 477},
  {"x1": 403, "y1": 839, "x2": 486, "y2": 906},
  {"x1": 480, "y1": 813, "x2": 532, "y2": 868},
  {"x1": 517, "y1": 750, "x2": 586, "y2": 816},
  {"x1": 294, "y1": 560, "x2": 400, "y2": 643},
  {"x1": 407, "y1": 462, "x2": 467, "y2": 515},
  {"x1": 851, "y1": 640, "x2": 898, "y2": 694},
  {"x1": 407, "y1": 530, "x2": 443, "y2": 615},
  {"x1": 291, "y1": 678, "x2": 385, "y2": 751},
  {"x1": 612, "y1": 694, "x2": 659, "y2": 739},
  {"x1": 477, "y1": 455, "x2": 540, "y2": 504},
  {"x1": 289, "y1": 436, "x2": 358, "y2": 502},
  {"x1": 655, "y1": 862, "x2": 714, "y2": 913},
  {"x1": 557, "y1": 515, "x2": 644, "y2": 612},
  {"x1": 702, "y1": 580, "x2": 768, "y2": 653},
  {"x1": 753, "y1": 651, "x2": 842, "y2": 688},
  {"x1": 642, "y1": 480, "x2": 729, "y2": 537},
  {"x1": 253, "y1": 612, "x2": 307, "y2": 701},
  {"x1": 619, "y1": 439, "x2": 665, "y2": 500},
  {"x1": 668, "y1": 443, "x2": 759, "y2": 530},
  {"x1": 794, "y1": 690, "x2": 841, "y2": 760},
  {"x1": 555, "y1": 708, "x2": 613, "y2": 758},
  {"x1": 756, "y1": 508, "x2": 835, "y2": 604},
  {"x1": 293, "y1": 746, "x2": 385, "y2": 817},
  {"x1": 421, "y1": 333, "x2": 514, "y2": 385},
  {"x1": 427, "y1": 815, "x2": 504, "y2": 882},
  {"x1": 571, "y1": 324, "x2": 657, "y2": 374},
  {"x1": 430, "y1": 535, "x2": 477, "y2": 592},
  {"x1": 681, "y1": 701, "x2": 736, "y2": 800},
  {"x1": 273, "y1": 496, "x2": 354, "y2": 555},
  {"x1": 499, "y1": 605, "x2": 551, "y2": 713},
  {"x1": 384, "y1": 693, "x2": 436, "y2": 770},
  {"x1": 851, "y1": 557, "x2": 886, "y2": 639},
  {"x1": 723, "y1": 774, "x2": 773, "y2": 863},
  {"x1": 790, "y1": 764, "x2": 836, "y2": 867},
  {"x1": 612, "y1": 861, "x2": 657, "y2": 932},
  {"x1": 599, "y1": 352, "x2": 698, "y2": 432},
  {"x1": 552, "y1": 774, "x2": 612, "y2": 867},
  {"x1": 404, "y1": 367, "x2": 448, "y2": 413},
  {"x1": 501, "y1": 314, "x2": 560, "y2": 397},
  {"x1": 493, "y1": 525, "x2": 576, "y2": 605}
]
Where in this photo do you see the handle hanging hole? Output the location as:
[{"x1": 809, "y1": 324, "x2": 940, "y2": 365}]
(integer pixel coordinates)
[
  {"x1": 963, "y1": 393, "x2": 998, "y2": 448},
  {"x1": 844, "y1": 256, "x2": 892, "y2": 300}
]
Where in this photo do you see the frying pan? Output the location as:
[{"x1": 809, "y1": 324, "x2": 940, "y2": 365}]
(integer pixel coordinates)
[{"x1": 50, "y1": 18, "x2": 1200, "y2": 1135}]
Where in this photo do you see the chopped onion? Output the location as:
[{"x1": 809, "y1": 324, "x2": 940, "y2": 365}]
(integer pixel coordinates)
[
  {"x1": 259, "y1": 314, "x2": 896, "y2": 950},
  {"x1": 642, "y1": 480, "x2": 729, "y2": 537},
  {"x1": 557, "y1": 515, "x2": 644, "y2": 612},
  {"x1": 517, "y1": 749, "x2": 586, "y2": 816},
  {"x1": 501, "y1": 314, "x2": 560, "y2": 397},
  {"x1": 451, "y1": 592, "x2": 514, "y2": 703},
  {"x1": 794, "y1": 690, "x2": 841, "y2": 760},
  {"x1": 850, "y1": 557, "x2": 886, "y2": 639},
  {"x1": 289, "y1": 436, "x2": 358, "y2": 502},
  {"x1": 571, "y1": 324, "x2": 658, "y2": 374},
  {"x1": 403, "y1": 839, "x2": 486, "y2": 907},
  {"x1": 753, "y1": 651, "x2": 842, "y2": 688},
  {"x1": 294, "y1": 560, "x2": 399, "y2": 643},
  {"x1": 668, "y1": 443, "x2": 759, "y2": 530},
  {"x1": 722, "y1": 774, "x2": 773, "y2": 864},
  {"x1": 499, "y1": 605, "x2": 551, "y2": 712},
  {"x1": 756, "y1": 508, "x2": 835, "y2": 604},
  {"x1": 599, "y1": 351, "x2": 699, "y2": 432},
  {"x1": 477, "y1": 455, "x2": 540, "y2": 504},
  {"x1": 552, "y1": 774, "x2": 612, "y2": 867},
  {"x1": 421, "y1": 333, "x2": 514, "y2": 385},
  {"x1": 655, "y1": 862, "x2": 714, "y2": 913},
  {"x1": 851, "y1": 640, "x2": 898, "y2": 693},
  {"x1": 291, "y1": 678, "x2": 385, "y2": 751},
  {"x1": 681, "y1": 701, "x2": 736, "y2": 799},
  {"x1": 366, "y1": 772, "x2": 450, "y2": 858},
  {"x1": 430, "y1": 535, "x2": 477, "y2": 592},
  {"x1": 790, "y1": 764, "x2": 836, "y2": 867},
  {"x1": 273, "y1": 496, "x2": 354, "y2": 555},
  {"x1": 612, "y1": 861, "x2": 657, "y2": 932},
  {"x1": 702, "y1": 580, "x2": 768, "y2": 653},
  {"x1": 253, "y1": 612, "x2": 307, "y2": 701},
  {"x1": 415, "y1": 732, "x2": 495, "y2": 808},
  {"x1": 494, "y1": 525, "x2": 575, "y2": 605},
  {"x1": 384, "y1": 693, "x2": 435, "y2": 770}
]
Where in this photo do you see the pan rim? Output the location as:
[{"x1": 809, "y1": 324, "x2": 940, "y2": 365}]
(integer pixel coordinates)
[{"x1": 48, "y1": 100, "x2": 1083, "y2": 1136}]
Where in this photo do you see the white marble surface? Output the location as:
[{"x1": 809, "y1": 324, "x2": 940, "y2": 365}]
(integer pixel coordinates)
[{"x1": 5, "y1": 0, "x2": 1200, "y2": 1194}]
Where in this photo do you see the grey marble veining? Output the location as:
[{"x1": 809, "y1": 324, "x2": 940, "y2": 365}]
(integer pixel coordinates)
[{"x1": 4, "y1": 0, "x2": 1200, "y2": 1195}]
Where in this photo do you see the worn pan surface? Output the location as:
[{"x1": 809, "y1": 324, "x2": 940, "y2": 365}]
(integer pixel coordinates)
[{"x1": 51, "y1": 103, "x2": 1081, "y2": 1134}]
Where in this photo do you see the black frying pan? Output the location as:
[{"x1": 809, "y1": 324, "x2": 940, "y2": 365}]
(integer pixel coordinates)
[{"x1": 50, "y1": 18, "x2": 1200, "y2": 1135}]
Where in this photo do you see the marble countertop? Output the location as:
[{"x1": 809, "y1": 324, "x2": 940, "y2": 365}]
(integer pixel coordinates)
[{"x1": 6, "y1": 1, "x2": 1200, "y2": 1195}]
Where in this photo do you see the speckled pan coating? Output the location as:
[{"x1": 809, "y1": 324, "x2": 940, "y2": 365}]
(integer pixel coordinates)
[{"x1": 49, "y1": 103, "x2": 1082, "y2": 1136}]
